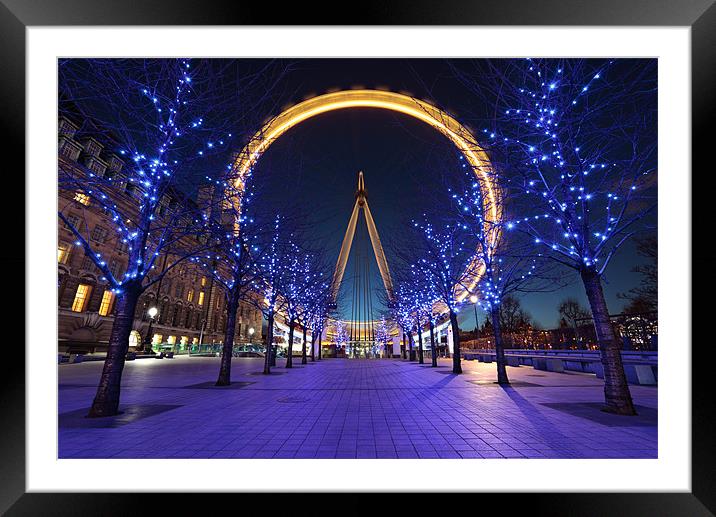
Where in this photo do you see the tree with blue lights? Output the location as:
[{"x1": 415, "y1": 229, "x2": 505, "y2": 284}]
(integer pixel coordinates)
[
  {"x1": 335, "y1": 319, "x2": 349, "y2": 351},
  {"x1": 58, "y1": 59, "x2": 287, "y2": 417},
  {"x1": 374, "y1": 317, "x2": 390, "y2": 358},
  {"x1": 383, "y1": 282, "x2": 417, "y2": 361},
  {"x1": 192, "y1": 169, "x2": 277, "y2": 386},
  {"x1": 452, "y1": 58, "x2": 657, "y2": 413},
  {"x1": 306, "y1": 287, "x2": 334, "y2": 361},
  {"x1": 394, "y1": 216, "x2": 482, "y2": 374},
  {"x1": 301, "y1": 273, "x2": 332, "y2": 362},
  {"x1": 249, "y1": 216, "x2": 301, "y2": 374},
  {"x1": 448, "y1": 163, "x2": 563, "y2": 384}
]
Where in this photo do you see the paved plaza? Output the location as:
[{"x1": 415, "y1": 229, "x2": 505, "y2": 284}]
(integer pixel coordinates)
[{"x1": 58, "y1": 356, "x2": 657, "y2": 459}]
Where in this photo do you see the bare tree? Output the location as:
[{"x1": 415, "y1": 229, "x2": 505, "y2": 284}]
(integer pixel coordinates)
[
  {"x1": 618, "y1": 234, "x2": 658, "y2": 313},
  {"x1": 450, "y1": 58, "x2": 657, "y2": 414},
  {"x1": 392, "y1": 216, "x2": 482, "y2": 374},
  {"x1": 445, "y1": 161, "x2": 565, "y2": 384},
  {"x1": 558, "y1": 297, "x2": 591, "y2": 347},
  {"x1": 192, "y1": 175, "x2": 280, "y2": 385},
  {"x1": 58, "y1": 59, "x2": 289, "y2": 417},
  {"x1": 248, "y1": 216, "x2": 301, "y2": 374}
]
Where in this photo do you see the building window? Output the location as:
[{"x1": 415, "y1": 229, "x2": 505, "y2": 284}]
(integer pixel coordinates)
[
  {"x1": 152, "y1": 334, "x2": 163, "y2": 345},
  {"x1": 59, "y1": 118, "x2": 78, "y2": 138},
  {"x1": 109, "y1": 259, "x2": 121, "y2": 279},
  {"x1": 175, "y1": 284, "x2": 183, "y2": 298},
  {"x1": 116, "y1": 240, "x2": 129, "y2": 254},
  {"x1": 187, "y1": 289, "x2": 194, "y2": 303},
  {"x1": 74, "y1": 192, "x2": 91, "y2": 206},
  {"x1": 57, "y1": 243, "x2": 71, "y2": 264},
  {"x1": 201, "y1": 276, "x2": 207, "y2": 287},
  {"x1": 71, "y1": 284, "x2": 92, "y2": 312},
  {"x1": 64, "y1": 214, "x2": 80, "y2": 230},
  {"x1": 81, "y1": 255, "x2": 95, "y2": 272},
  {"x1": 91, "y1": 226, "x2": 109, "y2": 244},
  {"x1": 98, "y1": 290, "x2": 115, "y2": 316},
  {"x1": 198, "y1": 291, "x2": 205, "y2": 306}
]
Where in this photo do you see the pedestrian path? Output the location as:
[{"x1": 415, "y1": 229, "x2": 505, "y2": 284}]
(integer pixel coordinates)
[{"x1": 58, "y1": 356, "x2": 657, "y2": 459}]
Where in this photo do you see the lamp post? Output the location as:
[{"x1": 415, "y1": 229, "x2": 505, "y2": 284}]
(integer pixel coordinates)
[
  {"x1": 469, "y1": 295, "x2": 480, "y2": 336},
  {"x1": 143, "y1": 306, "x2": 158, "y2": 353},
  {"x1": 248, "y1": 327, "x2": 255, "y2": 347}
]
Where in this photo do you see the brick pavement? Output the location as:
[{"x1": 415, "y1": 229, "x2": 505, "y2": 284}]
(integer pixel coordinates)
[{"x1": 58, "y1": 356, "x2": 657, "y2": 459}]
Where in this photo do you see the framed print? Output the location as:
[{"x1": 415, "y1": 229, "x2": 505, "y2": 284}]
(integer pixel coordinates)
[{"x1": 2, "y1": 0, "x2": 714, "y2": 514}]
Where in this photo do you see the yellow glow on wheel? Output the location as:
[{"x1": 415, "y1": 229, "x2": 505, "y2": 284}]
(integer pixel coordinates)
[{"x1": 232, "y1": 89, "x2": 501, "y2": 303}]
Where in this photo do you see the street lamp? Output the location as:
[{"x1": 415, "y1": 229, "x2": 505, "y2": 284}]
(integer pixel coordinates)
[
  {"x1": 248, "y1": 327, "x2": 255, "y2": 344},
  {"x1": 469, "y1": 295, "x2": 480, "y2": 336},
  {"x1": 143, "y1": 306, "x2": 158, "y2": 353}
]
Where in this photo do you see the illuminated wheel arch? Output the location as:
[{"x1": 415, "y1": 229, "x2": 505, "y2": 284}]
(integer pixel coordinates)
[{"x1": 232, "y1": 89, "x2": 502, "y2": 306}]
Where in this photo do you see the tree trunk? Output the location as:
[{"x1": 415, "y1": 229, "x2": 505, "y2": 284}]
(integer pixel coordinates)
[
  {"x1": 581, "y1": 268, "x2": 636, "y2": 415},
  {"x1": 263, "y1": 311, "x2": 274, "y2": 374},
  {"x1": 301, "y1": 325, "x2": 308, "y2": 364},
  {"x1": 317, "y1": 331, "x2": 322, "y2": 360},
  {"x1": 407, "y1": 332, "x2": 415, "y2": 361},
  {"x1": 417, "y1": 321, "x2": 425, "y2": 364},
  {"x1": 449, "y1": 310, "x2": 462, "y2": 374},
  {"x1": 429, "y1": 320, "x2": 437, "y2": 367},
  {"x1": 490, "y1": 305, "x2": 509, "y2": 385},
  {"x1": 216, "y1": 292, "x2": 239, "y2": 386},
  {"x1": 402, "y1": 333, "x2": 407, "y2": 359},
  {"x1": 286, "y1": 318, "x2": 296, "y2": 368},
  {"x1": 87, "y1": 285, "x2": 141, "y2": 417},
  {"x1": 443, "y1": 327, "x2": 450, "y2": 359}
]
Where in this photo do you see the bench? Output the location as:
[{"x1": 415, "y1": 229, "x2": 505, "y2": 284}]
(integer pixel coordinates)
[
  {"x1": 592, "y1": 362, "x2": 657, "y2": 385},
  {"x1": 506, "y1": 356, "x2": 521, "y2": 367},
  {"x1": 532, "y1": 357, "x2": 564, "y2": 373}
]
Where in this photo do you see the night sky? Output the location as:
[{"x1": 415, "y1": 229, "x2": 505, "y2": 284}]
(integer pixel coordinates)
[{"x1": 246, "y1": 58, "x2": 656, "y2": 329}]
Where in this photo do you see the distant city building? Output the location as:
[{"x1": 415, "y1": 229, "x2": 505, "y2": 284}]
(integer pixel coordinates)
[{"x1": 57, "y1": 116, "x2": 263, "y2": 353}]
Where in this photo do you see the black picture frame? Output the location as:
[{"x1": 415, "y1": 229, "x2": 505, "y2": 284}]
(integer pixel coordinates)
[{"x1": 2, "y1": 0, "x2": 712, "y2": 514}]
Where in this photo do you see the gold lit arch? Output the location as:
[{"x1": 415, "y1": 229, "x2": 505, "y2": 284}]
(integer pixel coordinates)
[{"x1": 231, "y1": 89, "x2": 501, "y2": 304}]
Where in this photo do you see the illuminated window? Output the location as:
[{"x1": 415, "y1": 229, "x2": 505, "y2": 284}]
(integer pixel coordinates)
[
  {"x1": 167, "y1": 336, "x2": 177, "y2": 345},
  {"x1": 74, "y1": 192, "x2": 90, "y2": 206},
  {"x1": 57, "y1": 243, "x2": 70, "y2": 264},
  {"x1": 187, "y1": 289, "x2": 194, "y2": 302},
  {"x1": 71, "y1": 284, "x2": 92, "y2": 312},
  {"x1": 201, "y1": 276, "x2": 207, "y2": 287},
  {"x1": 98, "y1": 290, "x2": 115, "y2": 316},
  {"x1": 198, "y1": 291, "x2": 205, "y2": 306},
  {"x1": 152, "y1": 334, "x2": 163, "y2": 345}
]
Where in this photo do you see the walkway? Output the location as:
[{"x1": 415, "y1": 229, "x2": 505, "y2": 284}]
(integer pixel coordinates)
[{"x1": 58, "y1": 356, "x2": 657, "y2": 459}]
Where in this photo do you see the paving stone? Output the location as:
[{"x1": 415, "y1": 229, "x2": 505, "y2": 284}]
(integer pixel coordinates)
[{"x1": 59, "y1": 356, "x2": 657, "y2": 459}]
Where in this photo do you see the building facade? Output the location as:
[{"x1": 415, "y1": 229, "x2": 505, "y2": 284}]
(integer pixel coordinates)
[{"x1": 58, "y1": 116, "x2": 263, "y2": 354}]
